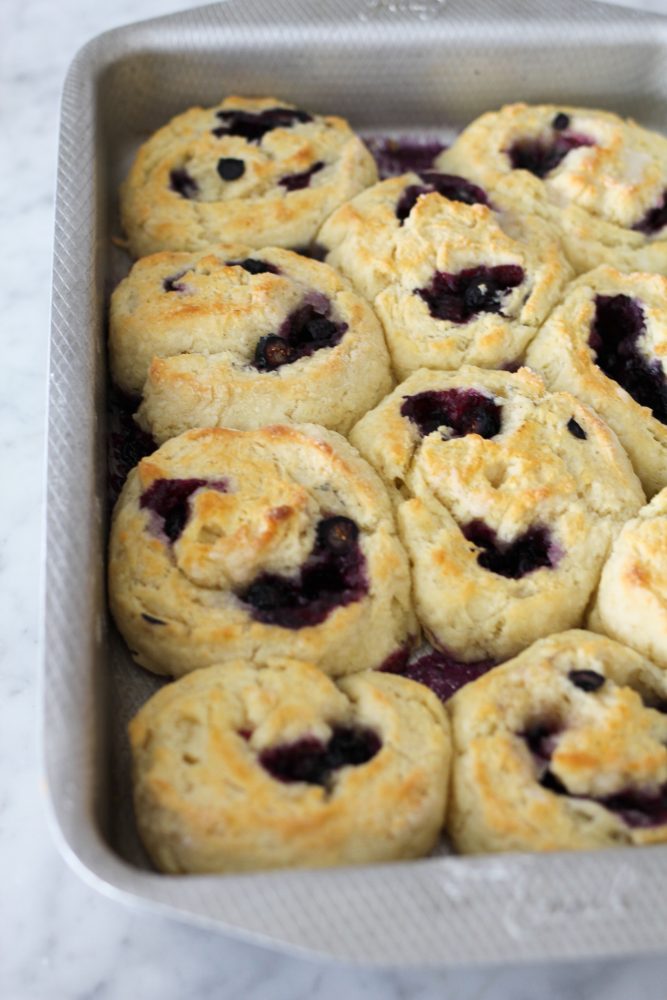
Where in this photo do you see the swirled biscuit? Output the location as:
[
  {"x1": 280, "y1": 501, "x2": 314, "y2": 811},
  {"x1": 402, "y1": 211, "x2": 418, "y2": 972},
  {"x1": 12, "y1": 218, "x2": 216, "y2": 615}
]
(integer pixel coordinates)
[
  {"x1": 350, "y1": 366, "x2": 644, "y2": 662},
  {"x1": 590, "y1": 489, "x2": 667, "y2": 669},
  {"x1": 319, "y1": 182, "x2": 571, "y2": 379},
  {"x1": 129, "y1": 659, "x2": 450, "y2": 873},
  {"x1": 438, "y1": 103, "x2": 667, "y2": 274},
  {"x1": 525, "y1": 266, "x2": 667, "y2": 496},
  {"x1": 448, "y1": 630, "x2": 667, "y2": 853},
  {"x1": 108, "y1": 425, "x2": 416, "y2": 678},
  {"x1": 109, "y1": 245, "x2": 392, "y2": 440},
  {"x1": 121, "y1": 96, "x2": 377, "y2": 258}
]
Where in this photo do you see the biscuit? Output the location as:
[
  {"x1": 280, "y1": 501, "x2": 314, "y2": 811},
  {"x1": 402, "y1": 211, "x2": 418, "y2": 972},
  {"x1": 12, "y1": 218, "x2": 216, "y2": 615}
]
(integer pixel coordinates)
[
  {"x1": 108, "y1": 425, "x2": 416, "y2": 678},
  {"x1": 109, "y1": 245, "x2": 393, "y2": 440},
  {"x1": 129, "y1": 658, "x2": 451, "y2": 873},
  {"x1": 590, "y1": 488, "x2": 667, "y2": 669},
  {"x1": 448, "y1": 630, "x2": 667, "y2": 853},
  {"x1": 351, "y1": 366, "x2": 644, "y2": 662},
  {"x1": 120, "y1": 96, "x2": 377, "y2": 258},
  {"x1": 438, "y1": 103, "x2": 667, "y2": 275},
  {"x1": 319, "y1": 181, "x2": 571, "y2": 379},
  {"x1": 525, "y1": 266, "x2": 667, "y2": 497}
]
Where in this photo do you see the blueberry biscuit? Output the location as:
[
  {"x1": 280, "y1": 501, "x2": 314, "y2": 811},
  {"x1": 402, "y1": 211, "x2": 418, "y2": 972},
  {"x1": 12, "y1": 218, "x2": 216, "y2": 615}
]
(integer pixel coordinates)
[
  {"x1": 129, "y1": 658, "x2": 450, "y2": 873},
  {"x1": 525, "y1": 266, "x2": 667, "y2": 496},
  {"x1": 590, "y1": 489, "x2": 667, "y2": 669},
  {"x1": 108, "y1": 425, "x2": 416, "y2": 678},
  {"x1": 448, "y1": 630, "x2": 667, "y2": 853},
  {"x1": 120, "y1": 96, "x2": 377, "y2": 258},
  {"x1": 438, "y1": 103, "x2": 667, "y2": 275},
  {"x1": 319, "y1": 182, "x2": 571, "y2": 379},
  {"x1": 109, "y1": 245, "x2": 393, "y2": 440},
  {"x1": 351, "y1": 366, "x2": 644, "y2": 662}
]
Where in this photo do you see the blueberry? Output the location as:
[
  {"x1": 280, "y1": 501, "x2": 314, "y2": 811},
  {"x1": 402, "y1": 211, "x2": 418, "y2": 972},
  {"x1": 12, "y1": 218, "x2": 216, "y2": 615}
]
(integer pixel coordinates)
[
  {"x1": 395, "y1": 173, "x2": 489, "y2": 224},
  {"x1": 416, "y1": 265, "x2": 524, "y2": 324},
  {"x1": 568, "y1": 669, "x2": 605, "y2": 691},
  {"x1": 259, "y1": 726, "x2": 381, "y2": 786},
  {"x1": 227, "y1": 257, "x2": 279, "y2": 275},
  {"x1": 462, "y1": 520, "x2": 557, "y2": 579},
  {"x1": 253, "y1": 335, "x2": 294, "y2": 371},
  {"x1": 212, "y1": 106, "x2": 312, "y2": 142},
  {"x1": 316, "y1": 516, "x2": 359, "y2": 554},
  {"x1": 508, "y1": 132, "x2": 593, "y2": 178},
  {"x1": 169, "y1": 168, "x2": 198, "y2": 199},
  {"x1": 401, "y1": 388, "x2": 502, "y2": 439},
  {"x1": 140, "y1": 478, "x2": 227, "y2": 543},
  {"x1": 567, "y1": 418, "x2": 587, "y2": 439},
  {"x1": 279, "y1": 161, "x2": 324, "y2": 191},
  {"x1": 552, "y1": 112, "x2": 570, "y2": 131},
  {"x1": 217, "y1": 157, "x2": 245, "y2": 181}
]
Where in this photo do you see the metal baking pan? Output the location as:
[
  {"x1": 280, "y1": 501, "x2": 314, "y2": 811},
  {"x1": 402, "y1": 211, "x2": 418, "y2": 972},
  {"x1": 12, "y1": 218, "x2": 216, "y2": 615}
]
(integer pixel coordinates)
[{"x1": 43, "y1": 0, "x2": 667, "y2": 965}]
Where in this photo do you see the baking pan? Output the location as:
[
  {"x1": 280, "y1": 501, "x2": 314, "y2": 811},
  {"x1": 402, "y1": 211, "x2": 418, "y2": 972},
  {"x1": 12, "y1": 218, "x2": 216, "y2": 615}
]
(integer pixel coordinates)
[{"x1": 43, "y1": 0, "x2": 667, "y2": 965}]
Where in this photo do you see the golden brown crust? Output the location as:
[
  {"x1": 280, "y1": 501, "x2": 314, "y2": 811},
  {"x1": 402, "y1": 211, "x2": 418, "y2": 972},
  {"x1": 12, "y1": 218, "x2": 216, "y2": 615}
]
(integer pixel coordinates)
[
  {"x1": 121, "y1": 96, "x2": 377, "y2": 257},
  {"x1": 448, "y1": 630, "x2": 667, "y2": 854},
  {"x1": 525, "y1": 266, "x2": 667, "y2": 497},
  {"x1": 351, "y1": 367, "x2": 644, "y2": 662},
  {"x1": 129, "y1": 659, "x2": 451, "y2": 873},
  {"x1": 108, "y1": 425, "x2": 417, "y2": 678}
]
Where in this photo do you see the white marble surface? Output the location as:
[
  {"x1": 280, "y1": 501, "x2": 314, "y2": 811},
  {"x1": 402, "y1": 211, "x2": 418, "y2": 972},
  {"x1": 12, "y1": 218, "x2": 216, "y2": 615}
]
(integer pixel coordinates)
[{"x1": 6, "y1": 0, "x2": 667, "y2": 996}]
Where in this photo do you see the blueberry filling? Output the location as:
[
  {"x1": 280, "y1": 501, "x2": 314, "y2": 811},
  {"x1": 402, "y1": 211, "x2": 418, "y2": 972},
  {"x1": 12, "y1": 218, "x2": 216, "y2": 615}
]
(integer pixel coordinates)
[
  {"x1": 163, "y1": 270, "x2": 190, "y2": 293},
  {"x1": 589, "y1": 294, "x2": 667, "y2": 424},
  {"x1": 401, "y1": 388, "x2": 502, "y2": 439},
  {"x1": 395, "y1": 171, "x2": 489, "y2": 223},
  {"x1": 462, "y1": 520, "x2": 557, "y2": 579},
  {"x1": 633, "y1": 190, "x2": 667, "y2": 235},
  {"x1": 569, "y1": 669, "x2": 605, "y2": 692},
  {"x1": 238, "y1": 515, "x2": 367, "y2": 629},
  {"x1": 552, "y1": 112, "x2": 570, "y2": 131},
  {"x1": 253, "y1": 301, "x2": 347, "y2": 371},
  {"x1": 291, "y1": 242, "x2": 328, "y2": 261},
  {"x1": 169, "y1": 168, "x2": 199, "y2": 199},
  {"x1": 384, "y1": 648, "x2": 494, "y2": 702},
  {"x1": 567, "y1": 418, "x2": 587, "y2": 439},
  {"x1": 226, "y1": 257, "x2": 280, "y2": 276},
  {"x1": 217, "y1": 157, "x2": 245, "y2": 181},
  {"x1": 140, "y1": 478, "x2": 228, "y2": 543},
  {"x1": 508, "y1": 131, "x2": 594, "y2": 179},
  {"x1": 212, "y1": 106, "x2": 312, "y2": 142},
  {"x1": 524, "y1": 715, "x2": 667, "y2": 828},
  {"x1": 279, "y1": 161, "x2": 324, "y2": 191},
  {"x1": 363, "y1": 136, "x2": 448, "y2": 178},
  {"x1": 259, "y1": 725, "x2": 381, "y2": 786},
  {"x1": 415, "y1": 265, "x2": 524, "y2": 324}
]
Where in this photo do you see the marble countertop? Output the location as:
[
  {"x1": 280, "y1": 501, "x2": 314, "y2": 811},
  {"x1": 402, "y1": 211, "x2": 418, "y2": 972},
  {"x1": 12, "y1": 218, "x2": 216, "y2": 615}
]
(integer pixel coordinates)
[{"x1": 6, "y1": 0, "x2": 667, "y2": 996}]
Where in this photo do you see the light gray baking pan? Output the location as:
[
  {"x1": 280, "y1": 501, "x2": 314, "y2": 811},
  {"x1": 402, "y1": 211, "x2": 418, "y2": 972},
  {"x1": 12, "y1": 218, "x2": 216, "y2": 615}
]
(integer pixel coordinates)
[{"x1": 43, "y1": 0, "x2": 667, "y2": 965}]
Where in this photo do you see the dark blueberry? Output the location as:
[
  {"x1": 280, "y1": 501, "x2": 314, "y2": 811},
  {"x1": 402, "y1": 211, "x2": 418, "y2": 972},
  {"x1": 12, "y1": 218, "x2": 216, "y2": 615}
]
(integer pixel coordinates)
[
  {"x1": 163, "y1": 270, "x2": 190, "y2": 293},
  {"x1": 589, "y1": 294, "x2": 667, "y2": 425},
  {"x1": 508, "y1": 131, "x2": 594, "y2": 179},
  {"x1": 552, "y1": 112, "x2": 570, "y2": 131},
  {"x1": 378, "y1": 645, "x2": 412, "y2": 674},
  {"x1": 252, "y1": 301, "x2": 347, "y2": 372},
  {"x1": 633, "y1": 190, "x2": 667, "y2": 235},
  {"x1": 567, "y1": 418, "x2": 587, "y2": 439},
  {"x1": 522, "y1": 721, "x2": 561, "y2": 763},
  {"x1": 569, "y1": 669, "x2": 605, "y2": 692},
  {"x1": 415, "y1": 265, "x2": 524, "y2": 324},
  {"x1": 169, "y1": 168, "x2": 198, "y2": 199},
  {"x1": 395, "y1": 172, "x2": 489, "y2": 223},
  {"x1": 539, "y1": 769, "x2": 667, "y2": 829},
  {"x1": 227, "y1": 257, "x2": 279, "y2": 276},
  {"x1": 540, "y1": 769, "x2": 569, "y2": 794},
  {"x1": 401, "y1": 388, "x2": 502, "y2": 439},
  {"x1": 253, "y1": 335, "x2": 294, "y2": 371},
  {"x1": 108, "y1": 396, "x2": 157, "y2": 504},
  {"x1": 238, "y1": 516, "x2": 367, "y2": 629},
  {"x1": 363, "y1": 136, "x2": 448, "y2": 178},
  {"x1": 291, "y1": 242, "x2": 328, "y2": 261},
  {"x1": 462, "y1": 520, "x2": 557, "y2": 579},
  {"x1": 141, "y1": 614, "x2": 167, "y2": 626},
  {"x1": 259, "y1": 726, "x2": 381, "y2": 786},
  {"x1": 316, "y1": 516, "x2": 359, "y2": 554},
  {"x1": 140, "y1": 478, "x2": 227, "y2": 543},
  {"x1": 385, "y1": 648, "x2": 494, "y2": 702},
  {"x1": 212, "y1": 106, "x2": 312, "y2": 142},
  {"x1": 279, "y1": 161, "x2": 324, "y2": 192},
  {"x1": 217, "y1": 157, "x2": 245, "y2": 181}
]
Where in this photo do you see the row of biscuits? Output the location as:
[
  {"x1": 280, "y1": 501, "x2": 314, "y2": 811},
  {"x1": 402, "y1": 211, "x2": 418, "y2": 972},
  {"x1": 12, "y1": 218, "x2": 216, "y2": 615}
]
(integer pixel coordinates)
[{"x1": 110, "y1": 96, "x2": 667, "y2": 871}]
